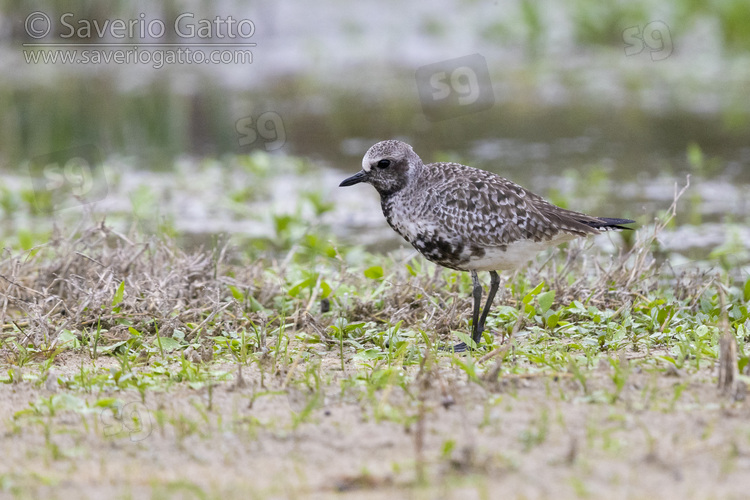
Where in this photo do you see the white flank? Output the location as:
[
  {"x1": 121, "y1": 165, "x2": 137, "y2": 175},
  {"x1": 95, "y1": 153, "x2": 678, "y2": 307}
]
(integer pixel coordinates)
[{"x1": 464, "y1": 234, "x2": 578, "y2": 271}]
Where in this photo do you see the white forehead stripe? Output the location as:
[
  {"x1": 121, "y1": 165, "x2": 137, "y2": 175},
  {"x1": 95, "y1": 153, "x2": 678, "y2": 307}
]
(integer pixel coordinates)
[{"x1": 362, "y1": 156, "x2": 372, "y2": 172}]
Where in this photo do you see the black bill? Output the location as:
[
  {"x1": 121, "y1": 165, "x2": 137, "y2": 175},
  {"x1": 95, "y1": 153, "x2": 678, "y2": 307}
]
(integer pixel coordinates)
[{"x1": 339, "y1": 170, "x2": 368, "y2": 187}]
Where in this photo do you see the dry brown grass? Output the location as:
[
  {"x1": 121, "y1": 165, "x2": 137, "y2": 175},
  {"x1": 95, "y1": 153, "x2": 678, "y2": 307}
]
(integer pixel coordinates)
[{"x1": 0, "y1": 222, "x2": 280, "y2": 349}]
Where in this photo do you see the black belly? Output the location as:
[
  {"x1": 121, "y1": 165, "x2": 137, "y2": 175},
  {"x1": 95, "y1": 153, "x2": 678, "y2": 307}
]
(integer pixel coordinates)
[
  {"x1": 383, "y1": 199, "x2": 485, "y2": 271},
  {"x1": 409, "y1": 234, "x2": 465, "y2": 269}
]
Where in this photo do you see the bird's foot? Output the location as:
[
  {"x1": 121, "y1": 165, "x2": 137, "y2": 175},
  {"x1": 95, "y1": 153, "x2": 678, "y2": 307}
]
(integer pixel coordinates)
[
  {"x1": 440, "y1": 341, "x2": 483, "y2": 353},
  {"x1": 440, "y1": 341, "x2": 467, "y2": 352}
]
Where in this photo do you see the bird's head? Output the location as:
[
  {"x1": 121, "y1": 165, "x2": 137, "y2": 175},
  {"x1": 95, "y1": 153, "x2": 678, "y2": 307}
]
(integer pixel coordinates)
[{"x1": 339, "y1": 140, "x2": 422, "y2": 196}]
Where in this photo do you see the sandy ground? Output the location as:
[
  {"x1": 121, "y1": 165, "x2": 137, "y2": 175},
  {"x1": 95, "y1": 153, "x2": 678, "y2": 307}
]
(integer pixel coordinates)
[{"x1": 1, "y1": 347, "x2": 749, "y2": 500}]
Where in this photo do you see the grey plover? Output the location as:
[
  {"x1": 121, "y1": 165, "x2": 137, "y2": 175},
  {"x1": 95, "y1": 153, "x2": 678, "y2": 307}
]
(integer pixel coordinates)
[{"x1": 340, "y1": 140, "x2": 634, "y2": 351}]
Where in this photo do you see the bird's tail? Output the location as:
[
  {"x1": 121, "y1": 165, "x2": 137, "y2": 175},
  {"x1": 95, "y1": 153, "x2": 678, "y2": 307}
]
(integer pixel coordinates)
[{"x1": 580, "y1": 217, "x2": 635, "y2": 231}]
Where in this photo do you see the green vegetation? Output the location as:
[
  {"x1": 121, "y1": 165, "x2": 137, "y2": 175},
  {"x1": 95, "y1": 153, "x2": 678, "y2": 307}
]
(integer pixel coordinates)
[{"x1": 0, "y1": 153, "x2": 749, "y2": 497}]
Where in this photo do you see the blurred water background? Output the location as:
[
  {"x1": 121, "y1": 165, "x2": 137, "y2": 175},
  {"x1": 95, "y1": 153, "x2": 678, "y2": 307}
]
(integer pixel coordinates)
[{"x1": 1, "y1": 1, "x2": 749, "y2": 269}]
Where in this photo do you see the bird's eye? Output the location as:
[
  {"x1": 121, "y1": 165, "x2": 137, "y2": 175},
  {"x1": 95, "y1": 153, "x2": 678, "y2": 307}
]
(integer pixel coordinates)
[{"x1": 377, "y1": 159, "x2": 391, "y2": 169}]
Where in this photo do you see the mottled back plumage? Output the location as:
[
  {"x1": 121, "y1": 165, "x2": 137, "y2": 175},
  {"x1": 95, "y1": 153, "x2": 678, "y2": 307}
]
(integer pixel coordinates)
[{"x1": 342, "y1": 140, "x2": 633, "y2": 272}]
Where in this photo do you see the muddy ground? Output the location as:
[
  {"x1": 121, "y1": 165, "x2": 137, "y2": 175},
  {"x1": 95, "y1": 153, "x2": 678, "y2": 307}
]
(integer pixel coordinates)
[{"x1": 1, "y1": 345, "x2": 749, "y2": 500}]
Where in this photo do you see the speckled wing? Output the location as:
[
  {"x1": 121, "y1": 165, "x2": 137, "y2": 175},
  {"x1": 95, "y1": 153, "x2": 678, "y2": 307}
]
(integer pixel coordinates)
[{"x1": 421, "y1": 162, "x2": 602, "y2": 248}]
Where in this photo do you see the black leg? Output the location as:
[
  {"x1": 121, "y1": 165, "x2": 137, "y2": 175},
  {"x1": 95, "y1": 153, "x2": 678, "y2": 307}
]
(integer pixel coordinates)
[
  {"x1": 474, "y1": 271, "x2": 500, "y2": 344},
  {"x1": 469, "y1": 270, "x2": 482, "y2": 341},
  {"x1": 452, "y1": 270, "x2": 483, "y2": 352}
]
